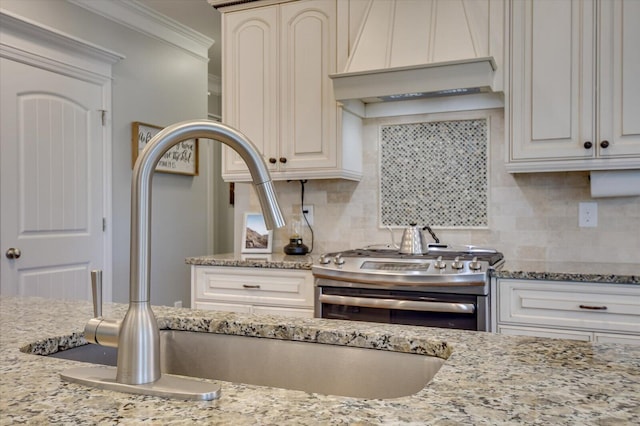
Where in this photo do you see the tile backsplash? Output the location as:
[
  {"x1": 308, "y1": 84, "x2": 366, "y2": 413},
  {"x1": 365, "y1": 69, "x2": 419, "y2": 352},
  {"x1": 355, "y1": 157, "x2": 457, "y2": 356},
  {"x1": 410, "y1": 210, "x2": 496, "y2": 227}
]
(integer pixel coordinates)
[
  {"x1": 379, "y1": 118, "x2": 488, "y2": 228},
  {"x1": 242, "y1": 109, "x2": 640, "y2": 272}
]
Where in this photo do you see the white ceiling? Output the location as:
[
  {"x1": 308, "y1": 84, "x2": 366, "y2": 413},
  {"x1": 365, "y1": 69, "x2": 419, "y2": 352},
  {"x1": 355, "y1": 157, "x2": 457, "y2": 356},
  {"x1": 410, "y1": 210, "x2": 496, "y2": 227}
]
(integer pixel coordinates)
[{"x1": 137, "y1": 0, "x2": 221, "y2": 76}]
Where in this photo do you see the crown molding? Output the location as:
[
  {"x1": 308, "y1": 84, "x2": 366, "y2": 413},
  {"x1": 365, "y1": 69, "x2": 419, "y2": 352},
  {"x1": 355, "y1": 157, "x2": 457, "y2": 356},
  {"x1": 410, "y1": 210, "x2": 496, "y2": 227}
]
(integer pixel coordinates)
[
  {"x1": 67, "y1": 0, "x2": 214, "y2": 61},
  {"x1": 0, "y1": 9, "x2": 124, "y2": 81}
]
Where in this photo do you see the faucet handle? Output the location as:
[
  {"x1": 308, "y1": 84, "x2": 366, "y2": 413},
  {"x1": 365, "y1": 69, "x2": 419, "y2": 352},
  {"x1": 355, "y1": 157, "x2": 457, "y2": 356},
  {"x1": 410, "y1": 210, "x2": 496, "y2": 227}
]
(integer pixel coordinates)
[{"x1": 91, "y1": 270, "x2": 103, "y2": 318}]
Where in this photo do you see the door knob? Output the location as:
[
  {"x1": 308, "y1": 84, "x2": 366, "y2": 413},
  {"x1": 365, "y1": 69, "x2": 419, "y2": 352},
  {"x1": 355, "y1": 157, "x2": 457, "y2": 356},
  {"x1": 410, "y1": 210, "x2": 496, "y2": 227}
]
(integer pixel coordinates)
[
  {"x1": 5, "y1": 248, "x2": 21, "y2": 259},
  {"x1": 600, "y1": 140, "x2": 610, "y2": 148}
]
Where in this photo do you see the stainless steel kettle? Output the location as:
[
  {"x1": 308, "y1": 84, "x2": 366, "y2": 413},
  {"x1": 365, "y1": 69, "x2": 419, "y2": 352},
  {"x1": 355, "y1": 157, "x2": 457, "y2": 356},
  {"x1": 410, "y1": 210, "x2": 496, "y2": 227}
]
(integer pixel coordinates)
[{"x1": 398, "y1": 223, "x2": 440, "y2": 254}]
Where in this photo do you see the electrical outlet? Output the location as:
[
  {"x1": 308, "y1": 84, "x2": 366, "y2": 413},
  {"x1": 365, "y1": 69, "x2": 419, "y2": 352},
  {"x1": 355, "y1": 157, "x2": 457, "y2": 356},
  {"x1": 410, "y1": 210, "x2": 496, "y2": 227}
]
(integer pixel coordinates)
[
  {"x1": 173, "y1": 300, "x2": 183, "y2": 308},
  {"x1": 302, "y1": 205, "x2": 314, "y2": 226},
  {"x1": 579, "y1": 202, "x2": 598, "y2": 227}
]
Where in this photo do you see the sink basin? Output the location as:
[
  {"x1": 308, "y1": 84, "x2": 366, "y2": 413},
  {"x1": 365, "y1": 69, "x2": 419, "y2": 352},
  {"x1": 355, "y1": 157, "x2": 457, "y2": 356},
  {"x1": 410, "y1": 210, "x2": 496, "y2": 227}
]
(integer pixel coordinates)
[{"x1": 48, "y1": 330, "x2": 444, "y2": 399}]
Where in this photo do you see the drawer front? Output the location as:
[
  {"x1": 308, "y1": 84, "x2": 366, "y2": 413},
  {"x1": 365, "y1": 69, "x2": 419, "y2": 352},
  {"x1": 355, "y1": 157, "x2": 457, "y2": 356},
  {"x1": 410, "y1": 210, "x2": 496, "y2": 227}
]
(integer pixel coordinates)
[
  {"x1": 499, "y1": 280, "x2": 640, "y2": 333},
  {"x1": 194, "y1": 267, "x2": 313, "y2": 308}
]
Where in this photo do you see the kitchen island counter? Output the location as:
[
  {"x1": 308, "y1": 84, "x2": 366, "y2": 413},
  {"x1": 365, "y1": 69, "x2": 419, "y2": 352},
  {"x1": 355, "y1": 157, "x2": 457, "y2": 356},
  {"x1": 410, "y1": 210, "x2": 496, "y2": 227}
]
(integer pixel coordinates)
[{"x1": 2, "y1": 296, "x2": 639, "y2": 425}]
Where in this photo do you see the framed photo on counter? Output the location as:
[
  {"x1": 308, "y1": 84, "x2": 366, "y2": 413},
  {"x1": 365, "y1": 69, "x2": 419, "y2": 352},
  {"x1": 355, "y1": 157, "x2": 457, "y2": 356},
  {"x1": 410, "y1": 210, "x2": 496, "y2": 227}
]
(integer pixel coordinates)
[{"x1": 241, "y1": 212, "x2": 273, "y2": 253}]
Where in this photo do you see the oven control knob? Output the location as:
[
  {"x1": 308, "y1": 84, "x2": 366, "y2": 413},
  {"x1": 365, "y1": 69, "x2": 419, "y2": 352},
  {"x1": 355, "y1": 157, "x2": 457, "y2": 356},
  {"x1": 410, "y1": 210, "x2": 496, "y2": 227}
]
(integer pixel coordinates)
[
  {"x1": 451, "y1": 256, "x2": 464, "y2": 270},
  {"x1": 319, "y1": 254, "x2": 331, "y2": 264},
  {"x1": 333, "y1": 254, "x2": 345, "y2": 265},
  {"x1": 434, "y1": 256, "x2": 446, "y2": 269},
  {"x1": 469, "y1": 257, "x2": 482, "y2": 271}
]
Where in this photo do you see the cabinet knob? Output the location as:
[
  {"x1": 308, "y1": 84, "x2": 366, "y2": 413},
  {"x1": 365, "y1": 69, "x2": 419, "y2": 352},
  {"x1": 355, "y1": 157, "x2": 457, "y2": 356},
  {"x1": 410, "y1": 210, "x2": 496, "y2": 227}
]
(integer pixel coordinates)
[
  {"x1": 268, "y1": 157, "x2": 277, "y2": 164},
  {"x1": 279, "y1": 157, "x2": 287, "y2": 164},
  {"x1": 583, "y1": 141, "x2": 593, "y2": 149},
  {"x1": 600, "y1": 140, "x2": 610, "y2": 149}
]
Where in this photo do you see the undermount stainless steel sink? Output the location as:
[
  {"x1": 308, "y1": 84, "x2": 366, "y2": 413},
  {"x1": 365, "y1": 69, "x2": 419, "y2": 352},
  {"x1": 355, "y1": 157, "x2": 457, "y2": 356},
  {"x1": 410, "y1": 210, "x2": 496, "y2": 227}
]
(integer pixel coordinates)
[{"x1": 48, "y1": 330, "x2": 444, "y2": 399}]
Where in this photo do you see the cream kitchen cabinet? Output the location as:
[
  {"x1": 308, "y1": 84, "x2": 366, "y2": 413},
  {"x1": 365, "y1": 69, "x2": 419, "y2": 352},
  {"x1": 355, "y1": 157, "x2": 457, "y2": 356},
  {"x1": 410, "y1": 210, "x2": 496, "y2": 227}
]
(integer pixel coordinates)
[
  {"x1": 219, "y1": 0, "x2": 361, "y2": 182},
  {"x1": 506, "y1": 0, "x2": 640, "y2": 172},
  {"x1": 494, "y1": 279, "x2": 640, "y2": 346},
  {"x1": 191, "y1": 266, "x2": 314, "y2": 318}
]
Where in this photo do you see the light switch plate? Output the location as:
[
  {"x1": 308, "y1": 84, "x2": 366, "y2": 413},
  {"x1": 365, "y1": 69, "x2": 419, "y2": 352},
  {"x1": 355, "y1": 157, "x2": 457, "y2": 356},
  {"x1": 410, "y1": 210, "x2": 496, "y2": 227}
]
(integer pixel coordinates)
[{"x1": 579, "y1": 202, "x2": 598, "y2": 227}]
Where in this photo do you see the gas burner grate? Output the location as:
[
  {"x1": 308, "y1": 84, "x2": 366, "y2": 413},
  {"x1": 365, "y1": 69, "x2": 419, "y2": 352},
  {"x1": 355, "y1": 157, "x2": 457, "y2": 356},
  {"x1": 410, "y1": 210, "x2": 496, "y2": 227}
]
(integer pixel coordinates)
[{"x1": 327, "y1": 247, "x2": 504, "y2": 266}]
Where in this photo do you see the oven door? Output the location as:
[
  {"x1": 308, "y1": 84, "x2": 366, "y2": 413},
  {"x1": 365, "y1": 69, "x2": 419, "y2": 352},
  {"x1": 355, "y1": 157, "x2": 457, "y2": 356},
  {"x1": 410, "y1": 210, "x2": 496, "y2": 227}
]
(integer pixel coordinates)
[{"x1": 316, "y1": 286, "x2": 488, "y2": 331}]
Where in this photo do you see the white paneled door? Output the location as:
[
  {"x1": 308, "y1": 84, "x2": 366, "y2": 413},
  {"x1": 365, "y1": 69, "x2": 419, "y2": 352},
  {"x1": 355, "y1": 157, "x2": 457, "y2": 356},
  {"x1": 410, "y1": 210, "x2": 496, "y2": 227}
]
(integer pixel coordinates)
[{"x1": 1, "y1": 58, "x2": 104, "y2": 300}]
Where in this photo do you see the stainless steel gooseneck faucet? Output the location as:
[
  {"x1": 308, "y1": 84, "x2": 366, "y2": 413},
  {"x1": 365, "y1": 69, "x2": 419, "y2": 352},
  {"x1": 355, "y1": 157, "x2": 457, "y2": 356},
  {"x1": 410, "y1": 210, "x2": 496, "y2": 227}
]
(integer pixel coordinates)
[{"x1": 61, "y1": 120, "x2": 285, "y2": 400}]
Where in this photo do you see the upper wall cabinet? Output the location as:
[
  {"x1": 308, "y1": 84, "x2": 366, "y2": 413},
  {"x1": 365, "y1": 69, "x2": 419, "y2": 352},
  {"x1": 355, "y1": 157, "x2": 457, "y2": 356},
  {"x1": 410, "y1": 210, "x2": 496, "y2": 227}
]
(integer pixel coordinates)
[
  {"x1": 219, "y1": 0, "x2": 362, "y2": 182},
  {"x1": 506, "y1": 0, "x2": 640, "y2": 172}
]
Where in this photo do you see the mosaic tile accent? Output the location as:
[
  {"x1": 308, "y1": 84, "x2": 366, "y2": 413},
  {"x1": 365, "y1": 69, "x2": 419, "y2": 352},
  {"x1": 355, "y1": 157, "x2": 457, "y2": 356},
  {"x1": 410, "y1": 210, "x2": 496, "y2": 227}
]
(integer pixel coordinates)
[{"x1": 380, "y1": 119, "x2": 488, "y2": 227}]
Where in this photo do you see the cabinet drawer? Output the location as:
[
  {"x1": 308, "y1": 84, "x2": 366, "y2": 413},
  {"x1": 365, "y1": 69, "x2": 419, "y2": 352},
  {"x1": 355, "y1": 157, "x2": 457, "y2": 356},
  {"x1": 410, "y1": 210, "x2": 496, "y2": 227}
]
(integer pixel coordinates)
[
  {"x1": 499, "y1": 280, "x2": 640, "y2": 333},
  {"x1": 193, "y1": 266, "x2": 313, "y2": 308}
]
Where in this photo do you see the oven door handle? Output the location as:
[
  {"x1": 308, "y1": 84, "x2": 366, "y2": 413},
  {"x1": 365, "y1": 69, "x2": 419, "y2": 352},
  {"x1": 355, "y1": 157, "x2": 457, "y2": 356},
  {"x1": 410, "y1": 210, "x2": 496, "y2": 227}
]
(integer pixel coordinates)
[{"x1": 318, "y1": 294, "x2": 475, "y2": 314}]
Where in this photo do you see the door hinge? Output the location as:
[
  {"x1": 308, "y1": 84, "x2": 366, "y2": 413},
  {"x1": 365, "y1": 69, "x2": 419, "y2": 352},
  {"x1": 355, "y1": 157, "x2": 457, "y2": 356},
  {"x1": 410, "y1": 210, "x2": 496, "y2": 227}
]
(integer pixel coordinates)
[
  {"x1": 102, "y1": 217, "x2": 106, "y2": 232},
  {"x1": 100, "y1": 110, "x2": 106, "y2": 126}
]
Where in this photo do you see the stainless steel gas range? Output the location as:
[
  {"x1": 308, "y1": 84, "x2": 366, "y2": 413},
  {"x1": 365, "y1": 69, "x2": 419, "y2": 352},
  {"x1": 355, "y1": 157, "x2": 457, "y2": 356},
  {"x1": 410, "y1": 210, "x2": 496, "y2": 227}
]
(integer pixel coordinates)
[{"x1": 312, "y1": 245, "x2": 504, "y2": 331}]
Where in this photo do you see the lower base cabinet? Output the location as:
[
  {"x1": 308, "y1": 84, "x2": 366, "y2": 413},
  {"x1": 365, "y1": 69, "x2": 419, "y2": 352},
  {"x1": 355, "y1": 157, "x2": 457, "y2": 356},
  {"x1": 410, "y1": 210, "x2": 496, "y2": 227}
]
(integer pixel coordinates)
[
  {"x1": 191, "y1": 266, "x2": 314, "y2": 318},
  {"x1": 493, "y1": 278, "x2": 640, "y2": 346}
]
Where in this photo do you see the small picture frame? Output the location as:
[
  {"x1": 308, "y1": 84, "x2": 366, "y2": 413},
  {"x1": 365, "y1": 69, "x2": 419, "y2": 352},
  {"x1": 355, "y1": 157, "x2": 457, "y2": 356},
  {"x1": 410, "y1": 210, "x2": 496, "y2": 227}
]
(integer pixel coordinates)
[
  {"x1": 132, "y1": 121, "x2": 199, "y2": 176},
  {"x1": 241, "y1": 212, "x2": 273, "y2": 253}
]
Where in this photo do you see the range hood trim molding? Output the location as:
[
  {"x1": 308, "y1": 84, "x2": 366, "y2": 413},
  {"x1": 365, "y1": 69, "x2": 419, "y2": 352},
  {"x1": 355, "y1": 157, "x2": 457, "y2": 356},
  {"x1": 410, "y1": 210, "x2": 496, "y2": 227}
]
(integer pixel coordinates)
[{"x1": 330, "y1": 57, "x2": 498, "y2": 103}]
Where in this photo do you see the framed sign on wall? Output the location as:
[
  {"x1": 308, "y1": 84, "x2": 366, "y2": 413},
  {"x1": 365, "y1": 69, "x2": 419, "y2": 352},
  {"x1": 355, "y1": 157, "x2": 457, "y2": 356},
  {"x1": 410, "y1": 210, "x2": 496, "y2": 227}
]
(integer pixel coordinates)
[{"x1": 132, "y1": 122, "x2": 198, "y2": 176}]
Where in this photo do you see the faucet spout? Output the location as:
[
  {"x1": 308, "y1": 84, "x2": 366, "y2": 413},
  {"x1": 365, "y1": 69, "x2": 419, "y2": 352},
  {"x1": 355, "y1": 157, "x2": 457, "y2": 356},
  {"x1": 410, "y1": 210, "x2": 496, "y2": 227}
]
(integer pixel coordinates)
[{"x1": 118, "y1": 120, "x2": 285, "y2": 385}]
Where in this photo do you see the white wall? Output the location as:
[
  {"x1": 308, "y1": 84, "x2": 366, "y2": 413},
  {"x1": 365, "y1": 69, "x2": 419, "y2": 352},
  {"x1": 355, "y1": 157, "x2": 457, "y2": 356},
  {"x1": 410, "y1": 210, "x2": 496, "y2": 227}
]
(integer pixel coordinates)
[{"x1": 1, "y1": 0, "x2": 211, "y2": 306}]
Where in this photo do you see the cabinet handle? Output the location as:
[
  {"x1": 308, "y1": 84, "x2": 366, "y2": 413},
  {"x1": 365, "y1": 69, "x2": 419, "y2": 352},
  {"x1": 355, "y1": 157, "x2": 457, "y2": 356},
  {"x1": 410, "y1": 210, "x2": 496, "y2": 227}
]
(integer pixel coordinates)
[
  {"x1": 583, "y1": 141, "x2": 593, "y2": 149},
  {"x1": 268, "y1": 157, "x2": 277, "y2": 164},
  {"x1": 600, "y1": 140, "x2": 610, "y2": 149},
  {"x1": 279, "y1": 157, "x2": 287, "y2": 164},
  {"x1": 579, "y1": 304, "x2": 607, "y2": 310},
  {"x1": 242, "y1": 284, "x2": 261, "y2": 289}
]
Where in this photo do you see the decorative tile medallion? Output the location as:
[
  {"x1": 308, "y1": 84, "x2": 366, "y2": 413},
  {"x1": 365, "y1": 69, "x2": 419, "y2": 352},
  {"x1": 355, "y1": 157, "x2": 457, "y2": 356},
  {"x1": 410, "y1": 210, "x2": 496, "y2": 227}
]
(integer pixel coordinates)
[{"x1": 379, "y1": 119, "x2": 488, "y2": 228}]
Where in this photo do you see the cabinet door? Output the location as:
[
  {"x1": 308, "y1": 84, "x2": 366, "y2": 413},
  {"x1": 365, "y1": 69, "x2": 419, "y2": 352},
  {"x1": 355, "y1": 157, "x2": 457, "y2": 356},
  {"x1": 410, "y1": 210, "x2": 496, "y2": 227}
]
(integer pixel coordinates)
[
  {"x1": 279, "y1": 0, "x2": 337, "y2": 171},
  {"x1": 598, "y1": 0, "x2": 640, "y2": 158},
  {"x1": 222, "y1": 6, "x2": 278, "y2": 174},
  {"x1": 509, "y1": 0, "x2": 595, "y2": 161}
]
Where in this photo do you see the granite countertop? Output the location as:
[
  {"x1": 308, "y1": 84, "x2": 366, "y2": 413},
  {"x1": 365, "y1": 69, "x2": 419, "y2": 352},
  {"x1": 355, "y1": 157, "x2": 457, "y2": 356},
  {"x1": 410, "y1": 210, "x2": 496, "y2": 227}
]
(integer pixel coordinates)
[
  {"x1": 186, "y1": 253, "x2": 313, "y2": 270},
  {"x1": 186, "y1": 253, "x2": 639, "y2": 284},
  {"x1": 2, "y1": 296, "x2": 639, "y2": 424}
]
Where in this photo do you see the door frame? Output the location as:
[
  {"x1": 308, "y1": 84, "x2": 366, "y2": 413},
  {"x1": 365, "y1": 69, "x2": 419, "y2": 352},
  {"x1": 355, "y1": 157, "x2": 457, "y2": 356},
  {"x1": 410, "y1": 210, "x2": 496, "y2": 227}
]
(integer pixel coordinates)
[{"x1": 0, "y1": 10, "x2": 124, "y2": 301}]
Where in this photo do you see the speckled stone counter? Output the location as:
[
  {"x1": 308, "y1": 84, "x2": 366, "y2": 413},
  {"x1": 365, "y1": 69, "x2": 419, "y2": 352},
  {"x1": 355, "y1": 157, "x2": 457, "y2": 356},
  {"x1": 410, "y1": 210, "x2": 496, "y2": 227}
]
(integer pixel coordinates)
[
  {"x1": 186, "y1": 253, "x2": 313, "y2": 269},
  {"x1": 186, "y1": 253, "x2": 639, "y2": 285},
  {"x1": 2, "y1": 296, "x2": 639, "y2": 425},
  {"x1": 494, "y1": 261, "x2": 639, "y2": 285}
]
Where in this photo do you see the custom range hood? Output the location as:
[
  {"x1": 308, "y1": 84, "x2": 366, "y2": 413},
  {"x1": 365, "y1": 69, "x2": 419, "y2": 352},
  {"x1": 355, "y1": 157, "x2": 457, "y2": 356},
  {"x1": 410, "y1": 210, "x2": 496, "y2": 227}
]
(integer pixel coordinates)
[{"x1": 331, "y1": 0, "x2": 502, "y2": 104}]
